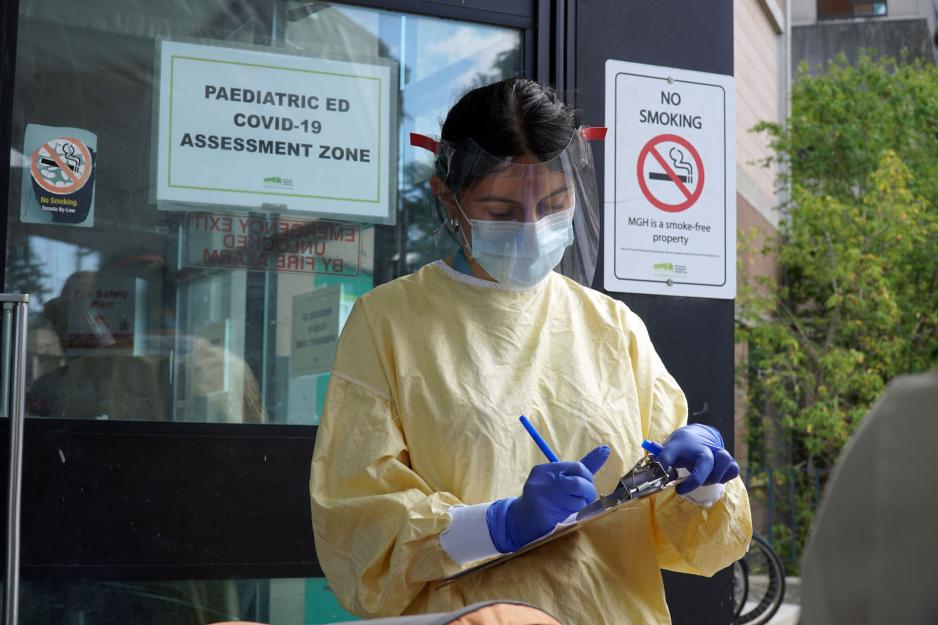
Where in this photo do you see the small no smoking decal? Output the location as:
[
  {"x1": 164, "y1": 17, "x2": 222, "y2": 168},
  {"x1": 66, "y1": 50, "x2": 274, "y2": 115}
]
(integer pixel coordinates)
[{"x1": 20, "y1": 124, "x2": 97, "y2": 228}]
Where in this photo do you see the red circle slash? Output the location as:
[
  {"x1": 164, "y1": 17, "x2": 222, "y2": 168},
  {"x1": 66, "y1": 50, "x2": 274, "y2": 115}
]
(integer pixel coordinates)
[
  {"x1": 30, "y1": 137, "x2": 93, "y2": 195},
  {"x1": 636, "y1": 133, "x2": 704, "y2": 213}
]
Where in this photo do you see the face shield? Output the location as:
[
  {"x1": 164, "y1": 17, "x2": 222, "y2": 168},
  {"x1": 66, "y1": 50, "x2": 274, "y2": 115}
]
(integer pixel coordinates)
[{"x1": 410, "y1": 126, "x2": 605, "y2": 287}]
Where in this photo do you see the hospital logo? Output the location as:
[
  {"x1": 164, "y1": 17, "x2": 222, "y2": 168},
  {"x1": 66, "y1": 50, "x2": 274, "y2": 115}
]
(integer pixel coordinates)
[
  {"x1": 653, "y1": 261, "x2": 687, "y2": 276},
  {"x1": 263, "y1": 175, "x2": 294, "y2": 189}
]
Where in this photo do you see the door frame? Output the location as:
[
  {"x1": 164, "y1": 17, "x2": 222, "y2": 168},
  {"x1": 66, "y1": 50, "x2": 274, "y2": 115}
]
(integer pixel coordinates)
[{"x1": 0, "y1": 0, "x2": 568, "y2": 582}]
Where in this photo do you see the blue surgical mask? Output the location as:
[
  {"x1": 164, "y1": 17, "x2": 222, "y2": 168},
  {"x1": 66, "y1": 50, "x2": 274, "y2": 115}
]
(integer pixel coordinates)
[{"x1": 467, "y1": 207, "x2": 575, "y2": 289}]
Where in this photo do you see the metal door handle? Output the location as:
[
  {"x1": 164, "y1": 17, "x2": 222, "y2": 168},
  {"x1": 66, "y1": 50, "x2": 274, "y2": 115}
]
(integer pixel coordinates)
[{"x1": 1, "y1": 294, "x2": 30, "y2": 625}]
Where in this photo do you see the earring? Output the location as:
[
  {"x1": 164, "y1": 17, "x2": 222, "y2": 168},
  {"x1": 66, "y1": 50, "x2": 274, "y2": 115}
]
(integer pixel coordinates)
[{"x1": 451, "y1": 220, "x2": 460, "y2": 232}]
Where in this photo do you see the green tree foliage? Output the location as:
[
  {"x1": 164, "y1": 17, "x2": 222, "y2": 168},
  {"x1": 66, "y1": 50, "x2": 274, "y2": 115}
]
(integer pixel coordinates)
[
  {"x1": 5, "y1": 237, "x2": 52, "y2": 304},
  {"x1": 739, "y1": 52, "x2": 938, "y2": 567}
]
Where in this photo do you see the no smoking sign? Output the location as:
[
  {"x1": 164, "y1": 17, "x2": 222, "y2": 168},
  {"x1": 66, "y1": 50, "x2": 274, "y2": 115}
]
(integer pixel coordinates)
[
  {"x1": 30, "y1": 138, "x2": 94, "y2": 195},
  {"x1": 20, "y1": 124, "x2": 98, "y2": 228},
  {"x1": 604, "y1": 60, "x2": 736, "y2": 299},
  {"x1": 637, "y1": 133, "x2": 704, "y2": 213}
]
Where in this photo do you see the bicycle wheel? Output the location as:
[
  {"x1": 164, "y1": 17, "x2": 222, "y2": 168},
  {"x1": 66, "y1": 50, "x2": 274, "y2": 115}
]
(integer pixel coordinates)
[
  {"x1": 733, "y1": 532, "x2": 785, "y2": 625},
  {"x1": 732, "y1": 558, "x2": 749, "y2": 620}
]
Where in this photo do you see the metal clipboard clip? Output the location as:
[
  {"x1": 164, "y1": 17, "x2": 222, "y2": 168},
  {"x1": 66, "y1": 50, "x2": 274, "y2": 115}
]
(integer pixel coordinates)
[
  {"x1": 575, "y1": 451, "x2": 681, "y2": 521},
  {"x1": 437, "y1": 447, "x2": 684, "y2": 587}
]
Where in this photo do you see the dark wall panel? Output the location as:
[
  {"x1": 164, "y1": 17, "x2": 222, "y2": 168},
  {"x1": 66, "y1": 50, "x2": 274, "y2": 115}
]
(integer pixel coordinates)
[
  {"x1": 575, "y1": 1, "x2": 736, "y2": 623},
  {"x1": 2, "y1": 420, "x2": 320, "y2": 580}
]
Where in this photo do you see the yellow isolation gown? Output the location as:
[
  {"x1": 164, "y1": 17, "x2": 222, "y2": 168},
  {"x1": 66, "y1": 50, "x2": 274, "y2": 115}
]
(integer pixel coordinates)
[{"x1": 310, "y1": 261, "x2": 751, "y2": 624}]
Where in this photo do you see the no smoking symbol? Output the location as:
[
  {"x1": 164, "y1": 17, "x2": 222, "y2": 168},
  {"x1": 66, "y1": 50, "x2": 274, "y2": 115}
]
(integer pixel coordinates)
[
  {"x1": 30, "y1": 137, "x2": 93, "y2": 195},
  {"x1": 637, "y1": 133, "x2": 704, "y2": 213}
]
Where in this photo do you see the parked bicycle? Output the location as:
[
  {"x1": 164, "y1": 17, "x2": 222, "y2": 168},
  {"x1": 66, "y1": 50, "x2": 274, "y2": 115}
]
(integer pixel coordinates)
[{"x1": 732, "y1": 532, "x2": 785, "y2": 625}]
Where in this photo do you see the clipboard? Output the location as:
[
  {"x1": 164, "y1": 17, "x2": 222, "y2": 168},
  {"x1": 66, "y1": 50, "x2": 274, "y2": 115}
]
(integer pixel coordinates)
[{"x1": 438, "y1": 455, "x2": 682, "y2": 587}]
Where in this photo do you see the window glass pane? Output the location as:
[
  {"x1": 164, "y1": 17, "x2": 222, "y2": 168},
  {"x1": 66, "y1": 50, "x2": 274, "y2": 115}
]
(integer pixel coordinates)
[
  {"x1": 818, "y1": 0, "x2": 888, "y2": 18},
  {"x1": 853, "y1": 2, "x2": 888, "y2": 16},
  {"x1": 817, "y1": 0, "x2": 853, "y2": 18},
  {"x1": 21, "y1": 577, "x2": 359, "y2": 624},
  {"x1": 7, "y1": 0, "x2": 522, "y2": 424}
]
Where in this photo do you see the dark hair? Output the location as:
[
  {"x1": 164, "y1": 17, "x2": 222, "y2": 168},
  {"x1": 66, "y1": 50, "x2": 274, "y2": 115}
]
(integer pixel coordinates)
[{"x1": 438, "y1": 79, "x2": 576, "y2": 193}]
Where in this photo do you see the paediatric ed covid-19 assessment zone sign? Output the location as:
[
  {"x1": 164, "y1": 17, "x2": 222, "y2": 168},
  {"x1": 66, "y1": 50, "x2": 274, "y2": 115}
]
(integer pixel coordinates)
[
  {"x1": 155, "y1": 41, "x2": 395, "y2": 223},
  {"x1": 603, "y1": 60, "x2": 736, "y2": 299}
]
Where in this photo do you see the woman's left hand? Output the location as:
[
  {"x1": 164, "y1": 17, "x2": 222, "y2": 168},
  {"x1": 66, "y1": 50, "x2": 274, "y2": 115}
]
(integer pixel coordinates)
[{"x1": 654, "y1": 424, "x2": 740, "y2": 495}]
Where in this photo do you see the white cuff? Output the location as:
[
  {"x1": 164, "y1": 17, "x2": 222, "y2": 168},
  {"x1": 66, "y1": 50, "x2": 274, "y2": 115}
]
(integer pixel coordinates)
[
  {"x1": 440, "y1": 503, "x2": 501, "y2": 565},
  {"x1": 680, "y1": 482, "x2": 726, "y2": 507},
  {"x1": 675, "y1": 467, "x2": 726, "y2": 507}
]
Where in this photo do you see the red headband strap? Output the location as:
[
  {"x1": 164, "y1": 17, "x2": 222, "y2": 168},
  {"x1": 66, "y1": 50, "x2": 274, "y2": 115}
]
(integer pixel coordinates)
[
  {"x1": 579, "y1": 126, "x2": 607, "y2": 142},
  {"x1": 411, "y1": 128, "x2": 604, "y2": 153},
  {"x1": 410, "y1": 132, "x2": 440, "y2": 154}
]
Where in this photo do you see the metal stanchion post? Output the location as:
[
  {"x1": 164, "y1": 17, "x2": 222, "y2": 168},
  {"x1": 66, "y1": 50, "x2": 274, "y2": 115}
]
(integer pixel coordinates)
[{"x1": 1, "y1": 294, "x2": 29, "y2": 625}]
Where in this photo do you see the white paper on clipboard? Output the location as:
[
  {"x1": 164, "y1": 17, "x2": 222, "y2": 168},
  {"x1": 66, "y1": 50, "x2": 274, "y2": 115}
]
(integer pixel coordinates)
[{"x1": 436, "y1": 482, "x2": 674, "y2": 587}]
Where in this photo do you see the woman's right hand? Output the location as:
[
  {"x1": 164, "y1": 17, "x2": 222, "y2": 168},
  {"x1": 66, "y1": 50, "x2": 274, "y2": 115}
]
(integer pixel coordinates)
[{"x1": 485, "y1": 446, "x2": 610, "y2": 553}]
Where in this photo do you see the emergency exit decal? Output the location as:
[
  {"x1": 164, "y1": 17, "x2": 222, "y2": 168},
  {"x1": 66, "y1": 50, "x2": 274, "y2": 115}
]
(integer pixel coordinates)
[
  {"x1": 185, "y1": 211, "x2": 362, "y2": 276},
  {"x1": 603, "y1": 60, "x2": 736, "y2": 299}
]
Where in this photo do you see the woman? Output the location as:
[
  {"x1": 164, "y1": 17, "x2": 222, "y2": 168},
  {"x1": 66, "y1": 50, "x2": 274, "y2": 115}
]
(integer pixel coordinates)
[{"x1": 311, "y1": 79, "x2": 751, "y2": 624}]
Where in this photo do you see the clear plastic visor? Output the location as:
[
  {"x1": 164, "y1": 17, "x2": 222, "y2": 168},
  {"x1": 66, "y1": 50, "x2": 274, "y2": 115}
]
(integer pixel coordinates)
[{"x1": 435, "y1": 127, "x2": 599, "y2": 223}]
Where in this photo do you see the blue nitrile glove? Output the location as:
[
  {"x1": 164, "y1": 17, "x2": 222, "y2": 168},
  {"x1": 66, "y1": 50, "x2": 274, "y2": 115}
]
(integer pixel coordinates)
[
  {"x1": 486, "y1": 446, "x2": 610, "y2": 553},
  {"x1": 655, "y1": 424, "x2": 740, "y2": 496}
]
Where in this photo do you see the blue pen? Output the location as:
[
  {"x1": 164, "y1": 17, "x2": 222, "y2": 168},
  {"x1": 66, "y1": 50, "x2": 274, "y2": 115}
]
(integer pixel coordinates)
[
  {"x1": 519, "y1": 415, "x2": 560, "y2": 463},
  {"x1": 641, "y1": 440, "x2": 663, "y2": 455}
]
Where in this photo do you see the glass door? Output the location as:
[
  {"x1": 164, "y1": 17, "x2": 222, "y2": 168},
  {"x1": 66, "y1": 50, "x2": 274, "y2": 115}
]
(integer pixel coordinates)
[{"x1": 0, "y1": 1, "x2": 531, "y2": 622}]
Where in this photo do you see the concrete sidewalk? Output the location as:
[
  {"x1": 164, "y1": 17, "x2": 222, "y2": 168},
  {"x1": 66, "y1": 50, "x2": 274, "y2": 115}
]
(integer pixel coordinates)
[
  {"x1": 737, "y1": 575, "x2": 800, "y2": 625},
  {"x1": 739, "y1": 600, "x2": 799, "y2": 625},
  {"x1": 767, "y1": 602, "x2": 799, "y2": 625}
]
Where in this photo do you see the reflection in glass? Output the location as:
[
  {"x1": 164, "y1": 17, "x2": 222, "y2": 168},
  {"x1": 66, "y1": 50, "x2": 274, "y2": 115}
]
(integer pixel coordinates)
[{"x1": 21, "y1": 577, "x2": 358, "y2": 624}]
